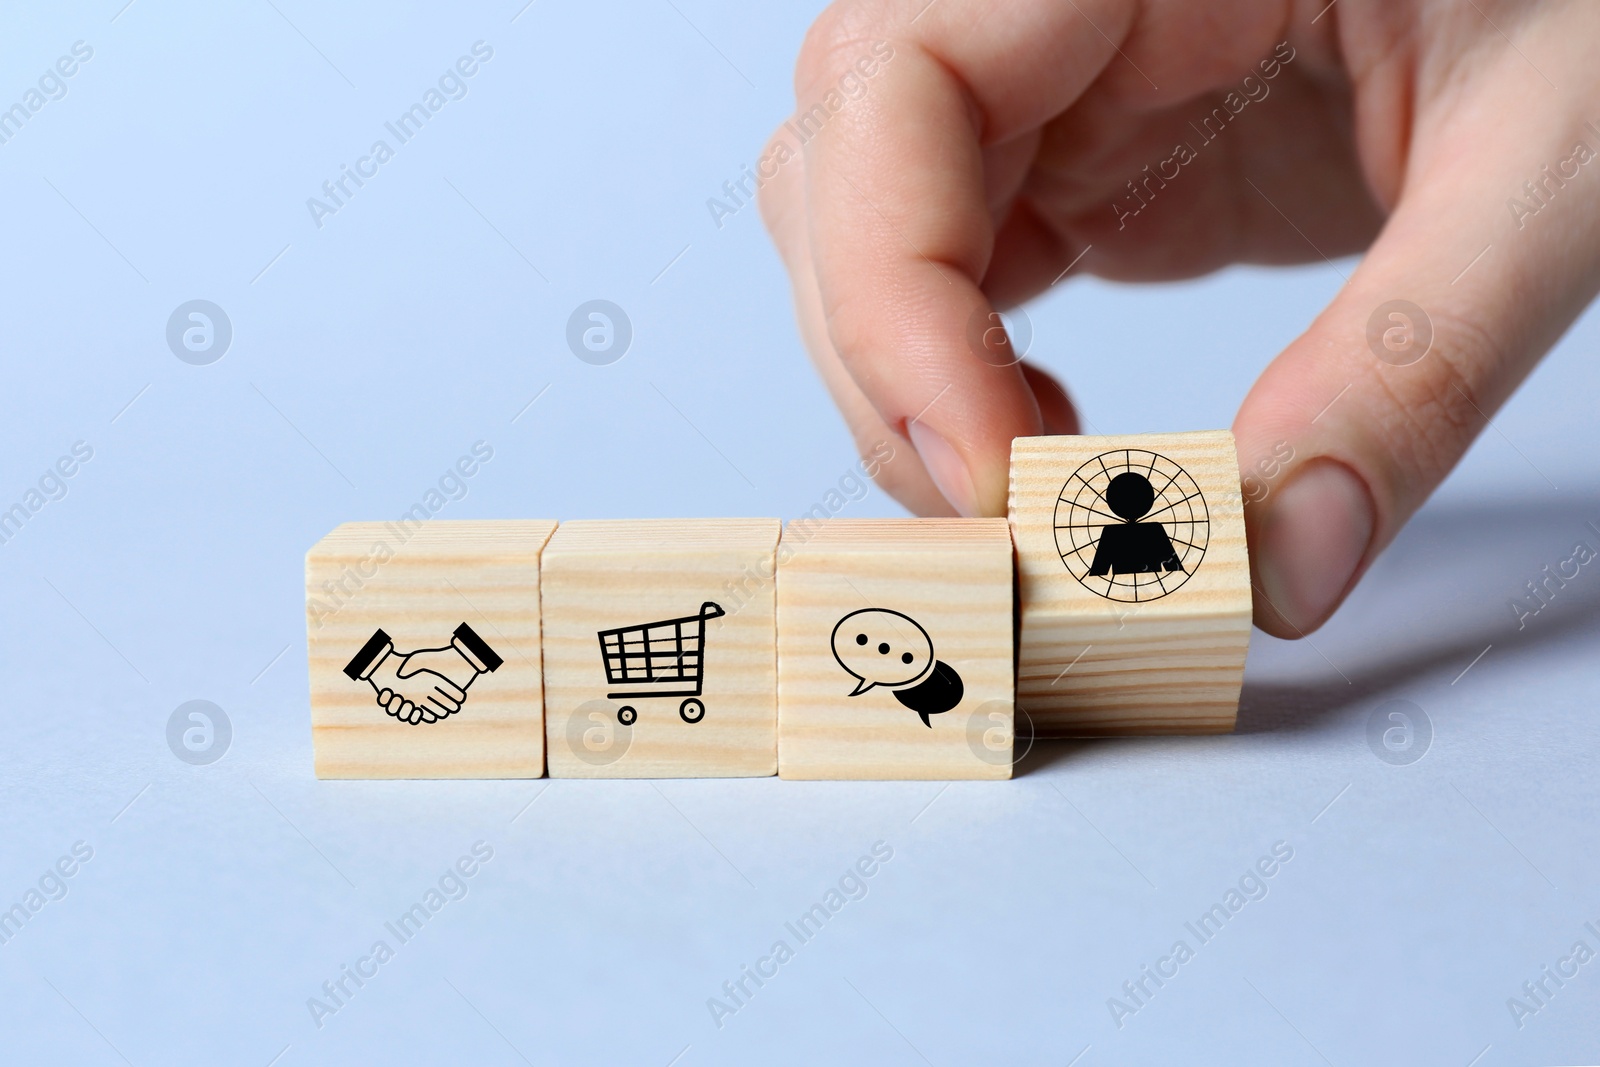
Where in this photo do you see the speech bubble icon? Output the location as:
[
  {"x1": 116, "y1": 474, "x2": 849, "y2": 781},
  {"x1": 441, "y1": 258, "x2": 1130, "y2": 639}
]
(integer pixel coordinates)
[
  {"x1": 893, "y1": 660, "x2": 965, "y2": 727},
  {"x1": 831, "y1": 608, "x2": 934, "y2": 695}
]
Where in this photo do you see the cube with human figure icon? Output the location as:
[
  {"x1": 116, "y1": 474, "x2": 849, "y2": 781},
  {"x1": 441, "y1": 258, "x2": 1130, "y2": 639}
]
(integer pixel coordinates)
[{"x1": 1009, "y1": 431, "x2": 1251, "y2": 736}]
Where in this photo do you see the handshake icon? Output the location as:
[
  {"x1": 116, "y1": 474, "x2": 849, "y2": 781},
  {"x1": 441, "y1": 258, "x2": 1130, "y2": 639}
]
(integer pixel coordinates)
[{"x1": 343, "y1": 623, "x2": 503, "y2": 725}]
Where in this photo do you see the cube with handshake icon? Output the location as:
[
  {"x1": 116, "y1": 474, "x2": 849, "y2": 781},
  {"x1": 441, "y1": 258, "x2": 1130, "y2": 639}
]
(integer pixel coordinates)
[
  {"x1": 307, "y1": 518, "x2": 555, "y2": 779},
  {"x1": 343, "y1": 623, "x2": 503, "y2": 725}
]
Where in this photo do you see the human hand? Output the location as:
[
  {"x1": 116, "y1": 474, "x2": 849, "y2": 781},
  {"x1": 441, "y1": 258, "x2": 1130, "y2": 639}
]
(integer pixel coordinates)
[{"x1": 761, "y1": 0, "x2": 1600, "y2": 636}]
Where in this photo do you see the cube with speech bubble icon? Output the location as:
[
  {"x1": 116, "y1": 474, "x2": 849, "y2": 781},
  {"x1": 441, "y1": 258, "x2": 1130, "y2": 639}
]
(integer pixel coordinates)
[{"x1": 777, "y1": 519, "x2": 1013, "y2": 779}]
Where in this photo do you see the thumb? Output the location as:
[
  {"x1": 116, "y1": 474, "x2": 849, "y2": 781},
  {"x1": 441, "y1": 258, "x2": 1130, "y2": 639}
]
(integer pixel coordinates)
[{"x1": 1236, "y1": 70, "x2": 1600, "y2": 636}]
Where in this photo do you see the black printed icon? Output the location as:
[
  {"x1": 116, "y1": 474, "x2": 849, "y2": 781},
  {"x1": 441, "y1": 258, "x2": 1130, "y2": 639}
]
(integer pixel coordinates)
[
  {"x1": 831, "y1": 608, "x2": 964, "y2": 727},
  {"x1": 1055, "y1": 450, "x2": 1209, "y2": 603},
  {"x1": 598, "y1": 601, "x2": 724, "y2": 726},
  {"x1": 1090, "y1": 472, "x2": 1183, "y2": 576},
  {"x1": 344, "y1": 623, "x2": 502, "y2": 725}
]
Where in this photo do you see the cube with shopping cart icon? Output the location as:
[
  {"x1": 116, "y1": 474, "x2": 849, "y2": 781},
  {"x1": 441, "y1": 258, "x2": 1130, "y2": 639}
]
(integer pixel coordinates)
[{"x1": 541, "y1": 519, "x2": 781, "y2": 778}]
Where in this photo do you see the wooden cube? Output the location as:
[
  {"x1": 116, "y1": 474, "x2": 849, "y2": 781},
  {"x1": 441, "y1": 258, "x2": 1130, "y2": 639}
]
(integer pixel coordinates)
[
  {"x1": 1009, "y1": 431, "x2": 1250, "y2": 735},
  {"x1": 777, "y1": 519, "x2": 1014, "y2": 780},
  {"x1": 306, "y1": 520, "x2": 556, "y2": 778},
  {"x1": 540, "y1": 519, "x2": 781, "y2": 778}
]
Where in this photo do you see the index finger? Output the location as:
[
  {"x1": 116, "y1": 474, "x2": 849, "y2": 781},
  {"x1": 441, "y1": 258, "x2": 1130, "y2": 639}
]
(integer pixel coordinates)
[{"x1": 793, "y1": 0, "x2": 1133, "y2": 514}]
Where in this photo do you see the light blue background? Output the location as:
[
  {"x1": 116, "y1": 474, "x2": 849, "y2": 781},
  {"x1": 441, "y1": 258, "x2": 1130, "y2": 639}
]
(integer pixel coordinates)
[{"x1": 3, "y1": 1, "x2": 1598, "y2": 1064}]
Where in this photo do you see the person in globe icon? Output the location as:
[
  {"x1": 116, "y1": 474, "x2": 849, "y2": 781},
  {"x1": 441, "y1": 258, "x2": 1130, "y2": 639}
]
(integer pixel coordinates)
[{"x1": 1089, "y1": 471, "x2": 1183, "y2": 577}]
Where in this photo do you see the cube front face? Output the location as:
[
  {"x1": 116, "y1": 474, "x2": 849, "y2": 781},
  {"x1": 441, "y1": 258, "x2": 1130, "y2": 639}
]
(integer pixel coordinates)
[
  {"x1": 777, "y1": 519, "x2": 1014, "y2": 780},
  {"x1": 1010, "y1": 432, "x2": 1251, "y2": 736},
  {"x1": 306, "y1": 520, "x2": 556, "y2": 779},
  {"x1": 540, "y1": 519, "x2": 781, "y2": 778}
]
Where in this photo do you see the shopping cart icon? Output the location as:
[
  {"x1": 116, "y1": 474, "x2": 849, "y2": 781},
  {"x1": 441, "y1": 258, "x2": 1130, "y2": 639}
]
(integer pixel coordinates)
[{"x1": 597, "y1": 601, "x2": 725, "y2": 726}]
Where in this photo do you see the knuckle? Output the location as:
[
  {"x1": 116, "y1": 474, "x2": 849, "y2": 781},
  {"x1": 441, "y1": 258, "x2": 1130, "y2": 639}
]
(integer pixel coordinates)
[
  {"x1": 755, "y1": 125, "x2": 804, "y2": 236},
  {"x1": 796, "y1": 0, "x2": 895, "y2": 91},
  {"x1": 1367, "y1": 306, "x2": 1503, "y2": 488},
  {"x1": 820, "y1": 288, "x2": 876, "y2": 369}
]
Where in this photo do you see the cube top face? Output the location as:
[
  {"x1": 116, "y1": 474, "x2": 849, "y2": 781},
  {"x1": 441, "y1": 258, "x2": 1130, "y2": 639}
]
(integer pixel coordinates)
[
  {"x1": 777, "y1": 519, "x2": 1014, "y2": 780},
  {"x1": 541, "y1": 518, "x2": 782, "y2": 778},
  {"x1": 311, "y1": 520, "x2": 555, "y2": 558},
  {"x1": 543, "y1": 517, "x2": 780, "y2": 555},
  {"x1": 306, "y1": 520, "x2": 557, "y2": 779},
  {"x1": 1009, "y1": 432, "x2": 1250, "y2": 619}
]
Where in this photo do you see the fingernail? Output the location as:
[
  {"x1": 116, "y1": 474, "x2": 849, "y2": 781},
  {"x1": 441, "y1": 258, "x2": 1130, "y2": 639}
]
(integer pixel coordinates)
[
  {"x1": 1257, "y1": 459, "x2": 1374, "y2": 632},
  {"x1": 908, "y1": 421, "x2": 979, "y2": 517}
]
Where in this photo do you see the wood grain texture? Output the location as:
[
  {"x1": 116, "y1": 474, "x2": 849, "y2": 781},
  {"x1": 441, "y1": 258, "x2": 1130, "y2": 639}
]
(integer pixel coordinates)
[
  {"x1": 541, "y1": 519, "x2": 781, "y2": 778},
  {"x1": 306, "y1": 520, "x2": 556, "y2": 779},
  {"x1": 1009, "y1": 432, "x2": 1250, "y2": 736},
  {"x1": 777, "y1": 519, "x2": 1014, "y2": 780}
]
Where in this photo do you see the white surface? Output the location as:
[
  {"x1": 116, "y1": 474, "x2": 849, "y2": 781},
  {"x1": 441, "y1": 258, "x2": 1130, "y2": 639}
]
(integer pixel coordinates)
[{"x1": 2, "y1": 2, "x2": 1597, "y2": 1064}]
